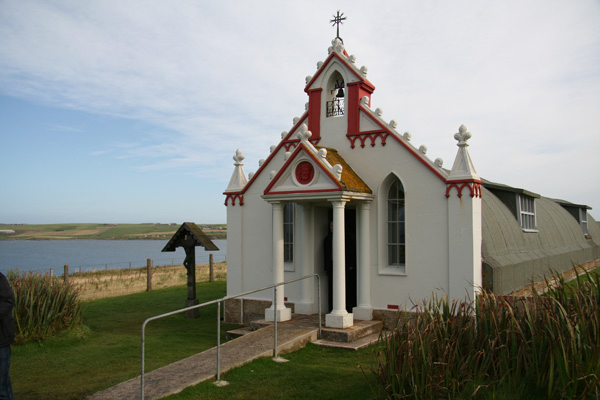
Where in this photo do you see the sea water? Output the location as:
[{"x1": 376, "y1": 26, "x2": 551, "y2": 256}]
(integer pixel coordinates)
[{"x1": 0, "y1": 239, "x2": 226, "y2": 275}]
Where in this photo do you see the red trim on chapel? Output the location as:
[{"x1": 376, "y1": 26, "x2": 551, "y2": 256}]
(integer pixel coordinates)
[
  {"x1": 347, "y1": 130, "x2": 389, "y2": 148},
  {"x1": 350, "y1": 105, "x2": 448, "y2": 183},
  {"x1": 445, "y1": 181, "x2": 483, "y2": 198},
  {"x1": 263, "y1": 142, "x2": 343, "y2": 196},
  {"x1": 231, "y1": 111, "x2": 311, "y2": 199},
  {"x1": 307, "y1": 88, "x2": 322, "y2": 141},
  {"x1": 224, "y1": 193, "x2": 244, "y2": 206},
  {"x1": 304, "y1": 52, "x2": 373, "y2": 93}
]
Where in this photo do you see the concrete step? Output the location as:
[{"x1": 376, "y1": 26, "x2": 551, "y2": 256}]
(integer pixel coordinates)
[
  {"x1": 314, "y1": 330, "x2": 390, "y2": 350},
  {"x1": 249, "y1": 316, "x2": 383, "y2": 343},
  {"x1": 321, "y1": 320, "x2": 383, "y2": 343},
  {"x1": 225, "y1": 326, "x2": 255, "y2": 340}
]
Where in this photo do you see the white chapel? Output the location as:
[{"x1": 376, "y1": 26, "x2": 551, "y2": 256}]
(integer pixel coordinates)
[{"x1": 222, "y1": 35, "x2": 600, "y2": 329}]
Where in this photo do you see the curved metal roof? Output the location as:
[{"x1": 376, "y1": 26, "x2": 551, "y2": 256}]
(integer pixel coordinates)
[{"x1": 482, "y1": 186, "x2": 600, "y2": 294}]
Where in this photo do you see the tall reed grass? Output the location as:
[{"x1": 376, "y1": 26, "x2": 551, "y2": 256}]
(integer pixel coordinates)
[
  {"x1": 7, "y1": 270, "x2": 83, "y2": 344},
  {"x1": 371, "y1": 267, "x2": 600, "y2": 399}
]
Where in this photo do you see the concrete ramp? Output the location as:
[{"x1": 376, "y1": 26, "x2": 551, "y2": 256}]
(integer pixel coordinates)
[{"x1": 86, "y1": 324, "x2": 317, "y2": 400}]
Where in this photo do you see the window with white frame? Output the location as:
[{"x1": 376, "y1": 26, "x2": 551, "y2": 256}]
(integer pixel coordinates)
[
  {"x1": 387, "y1": 179, "x2": 406, "y2": 271},
  {"x1": 518, "y1": 195, "x2": 537, "y2": 231},
  {"x1": 283, "y1": 203, "x2": 294, "y2": 264},
  {"x1": 580, "y1": 208, "x2": 590, "y2": 236}
]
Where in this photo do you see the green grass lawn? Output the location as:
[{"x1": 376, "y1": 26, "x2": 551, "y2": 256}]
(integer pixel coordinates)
[
  {"x1": 11, "y1": 281, "x2": 378, "y2": 400},
  {"x1": 164, "y1": 343, "x2": 376, "y2": 400},
  {"x1": 11, "y1": 281, "x2": 238, "y2": 400}
]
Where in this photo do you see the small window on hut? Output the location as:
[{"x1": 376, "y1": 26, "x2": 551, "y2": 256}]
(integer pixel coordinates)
[
  {"x1": 580, "y1": 208, "x2": 590, "y2": 237},
  {"x1": 555, "y1": 201, "x2": 592, "y2": 239},
  {"x1": 518, "y1": 195, "x2": 537, "y2": 232}
]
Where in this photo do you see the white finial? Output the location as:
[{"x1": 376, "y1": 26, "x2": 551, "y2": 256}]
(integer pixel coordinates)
[
  {"x1": 248, "y1": 172, "x2": 255, "y2": 179},
  {"x1": 435, "y1": 158, "x2": 443, "y2": 167},
  {"x1": 296, "y1": 123, "x2": 312, "y2": 142},
  {"x1": 225, "y1": 149, "x2": 248, "y2": 192},
  {"x1": 284, "y1": 151, "x2": 291, "y2": 161},
  {"x1": 375, "y1": 108, "x2": 383, "y2": 117},
  {"x1": 270, "y1": 145, "x2": 277, "y2": 153},
  {"x1": 305, "y1": 76, "x2": 312, "y2": 85},
  {"x1": 270, "y1": 170, "x2": 277, "y2": 180},
  {"x1": 332, "y1": 38, "x2": 345, "y2": 53},
  {"x1": 259, "y1": 159, "x2": 265, "y2": 166},
  {"x1": 281, "y1": 131, "x2": 288, "y2": 139},
  {"x1": 403, "y1": 132, "x2": 411, "y2": 141},
  {"x1": 293, "y1": 117, "x2": 300, "y2": 124},
  {"x1": 349, "y1": 55, "x2": 356, "y2": 63},
  {"x1": 361, "y1": 96, "x2": 370, "y2": 105},
  {"x1": 419, "y1": 145, "x2": 427, "y2": 154},
  {"x1": 448, "y1": 124, "x2": 479, "y2": 181},
  {"x1": 233, "y1": 149, "x2": 245, "y2": 164},
  {"x1": 360, "y1": 66, "x2": 368, "y2": 76},
  {"x1": 317, "y1": 61, "x2": 323, "y2": 69},
  {"x1": 389, "y1": 120, "x2": 398, "y2": 129},
  {"x1": 454, "y1": 124, "x2": 472, "y2": 147},
  {"x1": 318, "y1": 148, "x2": 328, "y2": 159}
]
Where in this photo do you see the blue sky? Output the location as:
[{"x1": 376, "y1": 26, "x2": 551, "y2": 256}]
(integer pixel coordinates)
[{"x1": 1, "y1": 0, "x2": 599, "y2": 224}]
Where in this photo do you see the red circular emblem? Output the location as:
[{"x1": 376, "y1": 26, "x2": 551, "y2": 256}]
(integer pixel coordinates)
[{"x1": 295, "y1": 161, "x2": 315, "y2": 185}]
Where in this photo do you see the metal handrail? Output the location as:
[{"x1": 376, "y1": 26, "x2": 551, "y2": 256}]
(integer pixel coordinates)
[{"x1": 141, "y1": 273, "x2": 321, "y2": 399}]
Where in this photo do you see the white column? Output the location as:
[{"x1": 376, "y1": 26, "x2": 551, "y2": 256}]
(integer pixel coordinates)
[
  {"x1": 265, "y1": 202, "x2": 292, "y2": 322},
  {"x1": 295, "y1": 203, "x2": 316, "y2": 314},
  {"x1": 326, "y1": 200, "x2": 353, "y2": 328},
  {"x1": 353, "y1": 201, "x2": 373, "y2": 320}
]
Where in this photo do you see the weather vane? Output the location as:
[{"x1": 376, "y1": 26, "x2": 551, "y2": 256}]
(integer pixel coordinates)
[{"x1": 330, "y1": 10, "x2": 346, "y2": 40}]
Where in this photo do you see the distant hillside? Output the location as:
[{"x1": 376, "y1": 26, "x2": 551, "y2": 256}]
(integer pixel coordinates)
[{"x1": 0, "y1": 223, "x2": 226, "y2": 240}]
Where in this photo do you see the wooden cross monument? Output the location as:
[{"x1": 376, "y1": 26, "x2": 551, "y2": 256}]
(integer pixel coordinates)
[{"x1": 162, "y1": 222, "x2": 219, "y2": 318}]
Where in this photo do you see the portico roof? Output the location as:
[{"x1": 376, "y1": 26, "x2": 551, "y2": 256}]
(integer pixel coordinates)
[
  {"x1": 316, "y1": 146, "x2": 371, "y2": 194},
  {"x1": 262, "y1": 127, "x2": 372, "y2": 202}
]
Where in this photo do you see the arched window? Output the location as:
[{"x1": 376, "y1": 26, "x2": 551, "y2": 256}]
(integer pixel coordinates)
[{"x1": 387, "y1": 179, "x2": 405, "y2": 268}]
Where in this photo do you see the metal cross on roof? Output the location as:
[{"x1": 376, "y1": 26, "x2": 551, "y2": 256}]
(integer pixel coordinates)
[{"x1": 330, "y1": 10, "x2": 346, "y2": 40}]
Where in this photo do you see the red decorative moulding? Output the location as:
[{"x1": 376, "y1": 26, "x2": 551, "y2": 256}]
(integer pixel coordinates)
[
  {"x1": 348, "y1": 131, "x2": 389, "y2": 148},
  {"x1": 295, "y1": 161, "x2": 315, "y2": 185},
  {"x1": 224, "y1": 193, "x2": 244, "y2": 206},
  {"x1": 283, "y1": 138, "x2": 320, "y2": 152},
  {"x1": 445, "y1": 182, "x2": 482, "y2": 198}
]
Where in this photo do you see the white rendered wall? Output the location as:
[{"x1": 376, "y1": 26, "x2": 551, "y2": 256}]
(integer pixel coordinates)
[
  {"x1": 314, "y1": 110, "x2": 453, "y2": 310},
  {"x1": 359, "y1": 145, "x2": 450, "y2": 310},
  {"x1": 227, "y1": 121, "x2": 456, "y2": 312}
]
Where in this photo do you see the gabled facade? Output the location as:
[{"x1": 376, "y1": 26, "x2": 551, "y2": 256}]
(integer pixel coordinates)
[{"x1": 223, "y1": 38, "x2": 599, "y2": 328}]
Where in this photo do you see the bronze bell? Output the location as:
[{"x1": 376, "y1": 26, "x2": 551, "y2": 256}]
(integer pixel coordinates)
[{"x1": 336, "y1": 88, "x2": 344, "y2": 98}]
